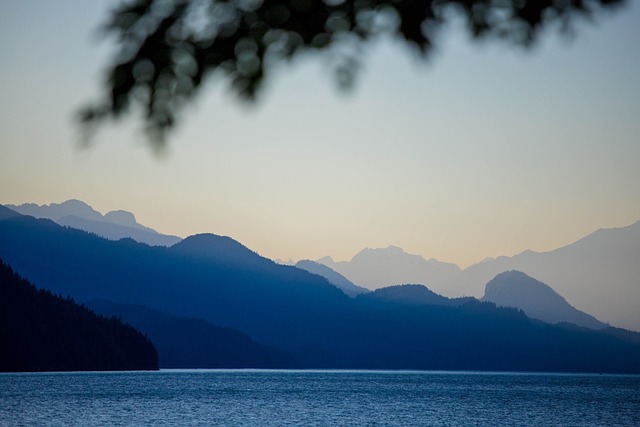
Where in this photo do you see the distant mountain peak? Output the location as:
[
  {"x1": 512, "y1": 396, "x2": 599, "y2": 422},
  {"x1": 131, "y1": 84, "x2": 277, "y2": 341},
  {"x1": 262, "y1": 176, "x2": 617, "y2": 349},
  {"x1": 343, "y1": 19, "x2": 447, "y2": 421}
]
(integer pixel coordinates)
[
  {"x1": 43, "y1": 199, "x2": 92, "y2": 209},
  {"x1": 171, "y1": 233, "x2": 262, "y2": 264},
  {"x1": 51, "y1": 199, "x2": 98, "y2": 214},
  {"x1": 104, "y1": 210, "x2": 139, "y2": 228},
  {"x1": 317, "y1": 255, "x2": 335, "y2": 264},
  {"x1": 351, "y1": 246, "x2": 455, "y2": 267},
  {"x1": 177, "y1": 233, "x2": 243, "y2": 248},
  {"x1": 317, "y1": 246, "x2": 461, "y2": 294},
  {"x1": 482, "y1": 271, "x2": 606, "y2": 330},
  {"x1": 357, "y1": 245, "x2": 411, "y2": 256},
  {"x1": 456, "y1": 219, "x2": 640, "y2": 331},
  {"x1": 59, "y1": 199, "x2": 92, "y2": 208},
  {"x1": 488, "y1": 270, "x2": 552, "y2": 289},
  {"x1": 351, "y1": 245, "x2": 425, "y2": 263},
  {"x1": 358, "y1": 283, "x2": 474, "y2": 307},
  {"x1": 9, "y1": 200, "x2": 143, "y2": 229},
  {"x1": 7, "y1": 200, "x2": 181, "y2": 247},
  {"x1": 8, "y1": 199, "x2": 103, "y2": 222},
  {"x1": 484, "y1": 271, "x2": 571, "y2": 305}
]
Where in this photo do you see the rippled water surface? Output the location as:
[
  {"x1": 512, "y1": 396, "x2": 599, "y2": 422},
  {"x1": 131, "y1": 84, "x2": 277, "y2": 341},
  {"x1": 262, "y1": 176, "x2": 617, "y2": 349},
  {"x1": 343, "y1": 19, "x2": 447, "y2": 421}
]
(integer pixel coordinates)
[{"x1": 1, "y1": 370, "x2": 639, "y2": 426}]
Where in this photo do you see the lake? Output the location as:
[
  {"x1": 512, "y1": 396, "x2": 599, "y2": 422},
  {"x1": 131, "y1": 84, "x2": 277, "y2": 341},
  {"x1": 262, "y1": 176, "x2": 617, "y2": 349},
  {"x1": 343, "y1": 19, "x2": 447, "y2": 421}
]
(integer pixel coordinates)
[{"x1": 1, "y1": 370, "x2": 639, "y2": 426}]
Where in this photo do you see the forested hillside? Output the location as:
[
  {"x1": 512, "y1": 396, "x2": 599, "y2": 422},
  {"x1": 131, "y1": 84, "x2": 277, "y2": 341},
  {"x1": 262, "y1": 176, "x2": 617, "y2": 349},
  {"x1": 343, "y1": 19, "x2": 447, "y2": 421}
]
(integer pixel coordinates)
[{"x1": 0, "y1": 259, "x2": 158, "y2": 372}]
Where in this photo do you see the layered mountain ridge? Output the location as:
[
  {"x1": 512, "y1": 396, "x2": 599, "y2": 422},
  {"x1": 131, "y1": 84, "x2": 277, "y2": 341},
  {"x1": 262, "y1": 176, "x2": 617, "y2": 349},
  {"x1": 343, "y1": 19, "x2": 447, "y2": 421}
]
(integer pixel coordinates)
[
  {"x1": 5, "y1": 200, "x2": 637, "y2": 331},
  {"x1": 482, "y1": 271, "x2": 606, "y2": 330},
  {"x1": 2, "y1": 209, "x2": 640, "y2": 372},
  {"x1": 295, "y1": 260, "x2": 369, "y2": 297},
  {"x1": 317, "y1": 221, "x2": 640, "y2": 331},
  {"x1": 8, "y1": 200, "x2": 181, "y2": 247},
  {"x1": 319, "y1": 246, "x2": 461, "y2": 293}
]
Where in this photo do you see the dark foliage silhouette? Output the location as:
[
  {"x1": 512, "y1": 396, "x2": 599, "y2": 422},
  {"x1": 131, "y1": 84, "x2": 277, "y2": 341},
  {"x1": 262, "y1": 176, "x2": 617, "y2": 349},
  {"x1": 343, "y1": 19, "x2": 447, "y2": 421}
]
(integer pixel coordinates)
[
  {"x1": 0, "y1": 259, "x2": 158, "y2": 372},
  {"x1": 80, "y1": 0, "x2": 626, "y2": 145},
  {"x1": 1, "y1": 214, "x2": 640, "y2": 372}
]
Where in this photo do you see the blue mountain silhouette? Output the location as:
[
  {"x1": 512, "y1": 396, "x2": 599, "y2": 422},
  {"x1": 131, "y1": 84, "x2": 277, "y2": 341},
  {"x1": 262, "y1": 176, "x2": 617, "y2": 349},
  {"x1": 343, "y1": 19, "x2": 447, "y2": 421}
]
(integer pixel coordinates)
[{"x1": 1, "y1": 212, "x2": 639, "y2": 373}]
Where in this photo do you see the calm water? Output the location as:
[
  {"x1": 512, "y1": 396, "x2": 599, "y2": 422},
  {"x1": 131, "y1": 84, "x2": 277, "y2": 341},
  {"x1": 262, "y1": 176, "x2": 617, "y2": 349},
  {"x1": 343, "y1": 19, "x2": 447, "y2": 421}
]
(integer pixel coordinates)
[{"x1": 1, "y1": 370, "x2": 639, "y2": 426}]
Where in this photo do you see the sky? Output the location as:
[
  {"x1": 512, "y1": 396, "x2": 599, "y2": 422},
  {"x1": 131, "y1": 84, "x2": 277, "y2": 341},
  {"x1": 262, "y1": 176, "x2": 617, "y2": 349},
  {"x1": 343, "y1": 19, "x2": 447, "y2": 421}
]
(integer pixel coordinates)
[{"x1": 1, "y1": 1, "x2": 639, "y2": 268}]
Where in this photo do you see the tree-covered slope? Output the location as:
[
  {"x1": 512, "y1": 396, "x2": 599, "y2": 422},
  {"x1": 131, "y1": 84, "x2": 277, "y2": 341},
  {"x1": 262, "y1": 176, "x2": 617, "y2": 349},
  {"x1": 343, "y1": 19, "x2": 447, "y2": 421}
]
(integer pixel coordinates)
[{"x1": 0, "y1": 259, "x2": 158, "y2": 372}]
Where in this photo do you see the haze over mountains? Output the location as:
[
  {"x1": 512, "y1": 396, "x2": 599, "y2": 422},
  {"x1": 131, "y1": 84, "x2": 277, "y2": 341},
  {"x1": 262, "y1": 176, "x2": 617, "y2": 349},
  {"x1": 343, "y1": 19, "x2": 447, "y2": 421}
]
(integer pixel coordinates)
[
  {"x1": 294, "y1": 260, "x2": 369, "y2": 297},
  {"x1": 7, "y1": 200, "x2": 181, "y2": 247},
  {"x1": 3, "y1": 200, "x2": 638, "y2": 331},
  {"x1": 2, "y1": 205, "x2": 640, "y2": 372},
  {"x1": 457, "y1": 222, "x2": 640, "y2": 332},
  {"x1": 482, "y1": 271, "x2": 607, "y2": 330},
  {"x1": 317, "y1": 223, "x2": 640, "y2": 331},
  {"x1": 318, "y1": 246, "x2": 461, "y2": 294}
]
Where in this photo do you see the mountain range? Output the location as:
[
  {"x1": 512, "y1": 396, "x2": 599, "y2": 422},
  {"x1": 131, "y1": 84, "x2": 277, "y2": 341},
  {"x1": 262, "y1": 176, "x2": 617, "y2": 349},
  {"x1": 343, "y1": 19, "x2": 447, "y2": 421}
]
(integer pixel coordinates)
[
  {"x1": 457, "y1": 222, "x2": 640, "y2": 331},
  {"x1": 318, "y1": 246, "x2": 461, "y2": 294},
  {"x1": 1, "y1": 204, "x2": 640, "y2": 372},
  {"x1": 316, "y1": 222, "x2": 640, "y2": 331},
  {"x1": 7, "y1": 200, "x2": 182, "y2": 247},
  {"x1": 5, "y1": 200, "x2": 636, "y2": 331}
]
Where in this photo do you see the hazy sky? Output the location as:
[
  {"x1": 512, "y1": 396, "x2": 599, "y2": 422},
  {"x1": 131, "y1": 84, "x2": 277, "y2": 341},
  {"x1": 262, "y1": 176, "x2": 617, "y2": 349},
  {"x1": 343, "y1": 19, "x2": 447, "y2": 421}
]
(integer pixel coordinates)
[{"x1": 1, "y1": 1, "x2": 639, "y2": 268}]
